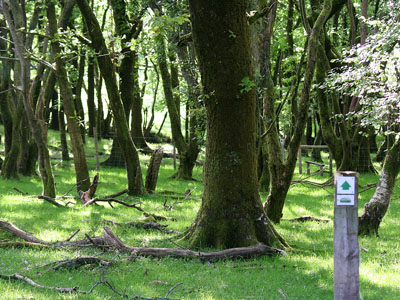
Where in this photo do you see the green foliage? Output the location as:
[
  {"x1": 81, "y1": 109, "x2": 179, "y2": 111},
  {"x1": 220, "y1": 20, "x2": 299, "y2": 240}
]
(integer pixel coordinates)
[
  {"x1": 324, "y1": 1, "x2": 400, "y2": 134},
  {"x1": 239, "y1": 76, "x2": 255, "y2": 93}
]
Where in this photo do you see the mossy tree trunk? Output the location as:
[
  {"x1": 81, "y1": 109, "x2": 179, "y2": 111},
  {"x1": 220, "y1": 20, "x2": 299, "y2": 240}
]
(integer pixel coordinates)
[
  {"x1": 186, "y1": 0, "x2": 286, "y2": 249},
  {"x1": 359, "y1": 137, "x2": 400, "y2": 236},
  {"x1": 47, "y1": 0, "x2": 91, "y2": 193},
  {"x1": 151, "y1": 5, "x2": 201, "y2": 180},
  {"x1": 2, "y1": 0, "x2": 56, "y2": 197},
  {"x1": 0, "y1": 20, "x2": 13, "y2": 156},
  {"x1": 264, "y1": 0, "x2": 332, "y2": 223},
  {"x1": 110, "y1": 0, "x2": 149, "y2": 150},
  {"x1": 77, "y1": 0, "x2": 144, "y2": 195}
]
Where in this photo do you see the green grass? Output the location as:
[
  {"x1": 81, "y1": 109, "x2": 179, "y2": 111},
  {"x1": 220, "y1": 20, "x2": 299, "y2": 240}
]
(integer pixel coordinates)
[{"x1": 0, "y1": 136, "x2": 399, "y2": 299}]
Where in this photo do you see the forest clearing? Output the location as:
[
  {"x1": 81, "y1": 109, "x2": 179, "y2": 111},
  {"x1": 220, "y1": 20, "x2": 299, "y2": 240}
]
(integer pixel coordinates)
[{"x1": 0, "y1": 133, "x2": 399, "y2": 299}]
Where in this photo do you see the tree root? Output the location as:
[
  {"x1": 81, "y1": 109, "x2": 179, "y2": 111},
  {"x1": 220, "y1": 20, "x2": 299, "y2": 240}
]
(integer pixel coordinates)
[{"x1": 103, "y1": 226, "x2": 286, "y2": 260}]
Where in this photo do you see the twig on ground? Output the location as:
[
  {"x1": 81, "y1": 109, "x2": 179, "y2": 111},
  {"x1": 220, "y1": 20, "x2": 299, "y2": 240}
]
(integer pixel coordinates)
[
  {"x1": 104, "y1": 189, "x2": 129, "y2": 198},
  {"x1": 66, "y1": 229, "x2": 80, "y2": 242},
  {"x1": 82, "y1": 198, "x2": 143, "y2": 211},
  {"x1": 0, "y1": 273, "x2": 79, "y2": 293},
  {"x1": 37, "y1": 195, "x2": 65, "y2": 207},
  {"x1": 282, "y1": 215, "x2": 330, "y2": 223},
  {"x1": 102, "y1": 219, "x2": 178, "y2": 234},
  {"x1": 164, "y1": 187, "x2": 197, "y2": 210},
  {"x1": 45, "y1": 256, "x2": 110, "y2": 272},
  {"x1": 13, "y1": 187, "x2": 27, "y2": 195}
]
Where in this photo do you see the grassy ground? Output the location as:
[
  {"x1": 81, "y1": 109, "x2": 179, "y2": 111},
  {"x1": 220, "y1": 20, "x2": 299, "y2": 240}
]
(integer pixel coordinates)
[{"x1": 0, "y1": 135, "x2": 399, "y2": 299}]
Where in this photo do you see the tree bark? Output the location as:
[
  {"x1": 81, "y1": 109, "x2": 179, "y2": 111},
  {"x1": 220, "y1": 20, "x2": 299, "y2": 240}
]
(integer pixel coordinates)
[
  {"x1": 186, "y1": 0, "x2": 286, "y2": 249},
  {"x1": 359, "y1": 137, "x2": 400, "y2": 236},
  {"x1": 2, "y1": 0, "x2": 56, "y2": 197},
  {"x1": 47, "y1": 0, "x2": 90, "y2": 193},
  {"x1": 77, "y1": 0, "x2": 144, "y2": 195},
  {"x1": 265, "y1": 0, "x2": 333, "y2": 223}
]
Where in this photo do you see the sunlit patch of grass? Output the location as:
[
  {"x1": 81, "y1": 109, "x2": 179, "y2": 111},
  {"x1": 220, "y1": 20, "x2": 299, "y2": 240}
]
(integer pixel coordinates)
[{"x1": 0, "y1": 132, "x2": 399, "y2": 299}]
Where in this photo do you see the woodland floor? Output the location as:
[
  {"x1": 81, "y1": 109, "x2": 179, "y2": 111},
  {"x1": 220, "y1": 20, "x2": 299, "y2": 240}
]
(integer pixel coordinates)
[{"x1": 0, "y1": 130, "x2": 399, "y2": 299}]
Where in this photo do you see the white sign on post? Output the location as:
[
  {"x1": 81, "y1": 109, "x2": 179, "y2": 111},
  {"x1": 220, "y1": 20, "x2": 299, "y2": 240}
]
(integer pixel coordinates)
[
  {"x1": 336, "y1": 176, "x2": 356, "y2": 206},
  {"x1": 336, "y1": 176, "x2": 355, "y2": 194}
]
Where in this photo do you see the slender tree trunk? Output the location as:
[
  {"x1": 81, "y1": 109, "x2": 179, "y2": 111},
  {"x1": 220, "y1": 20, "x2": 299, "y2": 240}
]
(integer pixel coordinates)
[
  {"x1": 0, "y1": 21, "x2": 12, "y2": 155},
  {"x1": 359, "y1": 137, "x2": 400, "y2": 236},
  {"x1": 47, "y1": 0, "x2": 90, "y2": 193},
  {"x1": 77, "y1": 0, "x2": 143, "y2": 195},
  {"x1": 87, "y1": 57, "x2": 96, "y2": 136},
  {"x1": 186, "y1": 0, "x2": 286, "y2": 249},
  {"x1": 265, "y1": 0, "x2": 333, "y2": 223},
  {"x1": 58, "y1": 104, "x2": 70, "y2": 161}
]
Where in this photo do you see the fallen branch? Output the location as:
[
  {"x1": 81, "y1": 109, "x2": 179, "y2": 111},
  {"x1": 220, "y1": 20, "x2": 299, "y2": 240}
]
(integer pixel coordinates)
[
  {"x1": 103, "y1": 227, "x2": 286, "y2": 260},
  {"x1": 0, "y1": 273, "x2": 79, "y2": 293},
  {"x1": 143, "y1": 212, "x2": 176, "y2": 221},
  {"x1": 282, "y1": 215, "x2": 330, "y2": 223},
  {"x1": 102, "y1": 219, "x2": 178, "y2": 234},
  {"x1": 37, "y1": 195, "x2": 65, "y2": 207},
  {"x1": 0, "y1": 219, "x2": 49, "y2": 244},
  {"x1": 82, "y1": 198, "x2": 143, "y2": 211},
  {"x1": 164, "y1": 187, "x2": 198, "y2": 210},
  {"x1": 0, "y1": 219, "x2": 107, "y2": 249},
  {"x1": 0, "y1": 241, "x2": 51, "y2": 249},
  {"x1": 104, "y1": 189, "x2": 128, "y2": 198},
  {"x1": 13, "y1": 187, "x2": 27, "y2": 195},
  {"x1": 45, "y1": 256, "x2": 110, "y2": 272}
]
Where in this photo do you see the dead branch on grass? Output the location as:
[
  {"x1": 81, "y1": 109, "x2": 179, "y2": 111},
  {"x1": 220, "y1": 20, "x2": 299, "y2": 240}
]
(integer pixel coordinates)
[
  {"x1": 282, "y1": 215, "x2": 330, "y2": 223},
  {"x1": 82, "y1": 198, "x2": 143, "y2": 211},
  {"x1": 163, "y1": 187, "x2": 197, "y2": 211},
  {"x1": 0, "y1": 273, "x2": 79, "y2": 293},
  {"x1": 45, "y1": 256, "x2": 110, "y2": 272},
  {"x1": 102, "y1": 219, "x2": 178, "y2": 234}
]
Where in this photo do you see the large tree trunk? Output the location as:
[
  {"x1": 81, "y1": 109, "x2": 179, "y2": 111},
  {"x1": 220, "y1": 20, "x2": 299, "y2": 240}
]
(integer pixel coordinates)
[
  {"x1": 186, "y1": 0, "x2": 286, "y2": 249},
  {"x1": 359, "y1": 137, "x2": 400, "y2": 236},
  {"x1": 77, "y1": 0, "x2": 144, "y2": 195},
  {"x1": 47, "y1": 0, "x2": 90, "y2": 193}
]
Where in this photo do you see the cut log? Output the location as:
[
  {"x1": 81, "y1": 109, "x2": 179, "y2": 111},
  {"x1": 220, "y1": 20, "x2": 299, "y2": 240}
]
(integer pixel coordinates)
[
  {"x1": 103, "y1": 226, "x2": 286, "y2": 260},
  {"x1": 145, "y1": 146, "x2": 163, "y2": 192}
]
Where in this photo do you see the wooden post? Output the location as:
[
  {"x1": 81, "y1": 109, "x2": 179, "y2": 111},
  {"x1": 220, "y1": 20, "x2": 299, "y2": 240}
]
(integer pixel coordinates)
[
  {"x1": 334, "y1": 171, "x2": 359, "y2": 300},
  {"x1": 298, "y1": 146, "x2": 302, "y2": 174},
  {"x1": 93, "y1": 127, "x2": 100, "y2": 170}
]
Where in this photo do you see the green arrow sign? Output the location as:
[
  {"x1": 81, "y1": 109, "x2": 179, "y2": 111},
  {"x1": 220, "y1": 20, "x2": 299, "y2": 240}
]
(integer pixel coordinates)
[{"x1": 341, "y1": 180, "x2": 351, "y2": 191}]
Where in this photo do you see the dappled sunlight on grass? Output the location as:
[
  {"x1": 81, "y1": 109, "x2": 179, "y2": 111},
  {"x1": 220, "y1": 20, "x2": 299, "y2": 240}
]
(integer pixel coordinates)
[{"x1": 0, "y1": 138, "x2": 399, "y2": 299}]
